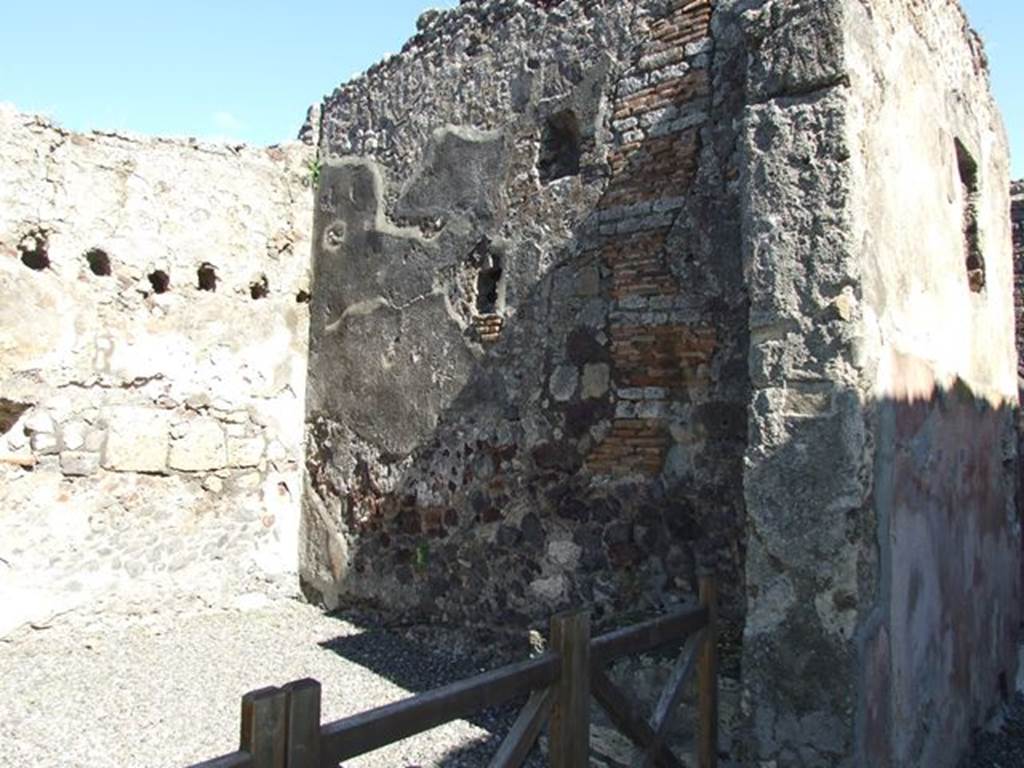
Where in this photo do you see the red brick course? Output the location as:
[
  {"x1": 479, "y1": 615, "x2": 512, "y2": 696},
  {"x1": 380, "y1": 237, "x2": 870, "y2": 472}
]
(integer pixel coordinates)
[{"x1": 584, "y1": 0, "x2": 714, "y2": 477}]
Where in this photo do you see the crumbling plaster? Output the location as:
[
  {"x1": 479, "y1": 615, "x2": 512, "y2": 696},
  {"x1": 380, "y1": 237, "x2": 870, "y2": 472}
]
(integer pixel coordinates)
[
  {"x1": 741, "y1": 0, "x2": 1019, "y2": 765},
  {"x1": 850, "y1": 3, "x2": 1019, "y2": 766}
]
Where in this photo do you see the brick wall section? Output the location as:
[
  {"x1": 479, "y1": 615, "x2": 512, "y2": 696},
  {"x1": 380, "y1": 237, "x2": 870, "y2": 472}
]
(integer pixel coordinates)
[{"x1": 586, "y1": 0, "x2": 716, "y2": 477}]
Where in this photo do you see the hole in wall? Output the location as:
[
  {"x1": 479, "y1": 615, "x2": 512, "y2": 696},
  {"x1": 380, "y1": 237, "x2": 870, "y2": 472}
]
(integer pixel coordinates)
[
  {"x1": 538, "y1": 109, "x2": 582, "y2": 183},
  {"x1": 955, "y1": 138, "x2": 985, "y2": 293},
  {"x1": 467, "y1": 238, "x2": 505, "y2": 315},
  {"x1": 148, "y1": 270, "x2": 170, "y2": 294},
  {"x1": 476, "y1": 260, "x2": 503, "y2": 314},
  {"x1": 18, "y1": 231, "x2": 50, "y2": 271},
  {"x1": 296, "y1": 290, "x2": 311, "y2": 304},
  {"x1": 85, "y1": 249, "x2": 112, "y2": 277},
  {"x1": 197, "y1": 262, "x2": 217, "y2": 292},
  {"x1": 0, "y1": 398, "x2": 30, "y2": 435},
  {"x1": 250, "y1": 274, "x2": 269, "y2": 300}
]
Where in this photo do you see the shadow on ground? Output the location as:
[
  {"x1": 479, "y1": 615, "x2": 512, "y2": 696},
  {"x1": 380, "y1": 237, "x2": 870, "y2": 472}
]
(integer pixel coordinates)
[{"x1": 319, "y1": 611, "x2": 545, "y2": 767}]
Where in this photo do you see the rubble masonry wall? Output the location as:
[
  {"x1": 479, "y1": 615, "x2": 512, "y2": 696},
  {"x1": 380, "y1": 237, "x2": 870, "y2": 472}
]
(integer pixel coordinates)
[
  {"x1": 0, "y1": 106, "x2": 314, "y2": 634},
  {"x1": 302, "y1": 0, "x2": 751, "y2": 640}
]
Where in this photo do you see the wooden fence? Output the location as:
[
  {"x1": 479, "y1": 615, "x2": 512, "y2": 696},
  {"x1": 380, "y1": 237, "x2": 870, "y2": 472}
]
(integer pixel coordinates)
[{"x1": 189, "y1": 578, "x2": 717, "y2": 768}]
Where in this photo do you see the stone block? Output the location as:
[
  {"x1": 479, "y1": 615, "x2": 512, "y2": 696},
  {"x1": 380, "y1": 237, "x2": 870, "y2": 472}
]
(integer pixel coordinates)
[
  {"x1": 581, "y1": 363, "x2": 610, "y2": 399},
  {"x1": 576, "y1": 265, "x2": 600, "y2": 297},
  {"x1": 5, "y1": 428, "x2": 27, "y2": 450},
  {"x1": 30, "y1": 432, "x2": 59, "y2": 455},
  {"x1": 61, "y1": 421, "x2": 87, "y2": 451},
  {"x1": 61, "y1": 452, "x2": 100, "y2": 477},
  {"x1": 266, "y1": 440, "x2": 288, "y2": 462},
  {"x1": 202, "y1": 475, "x2": 224, "y2": 494},
  {"x1": 227, "y1": 435, "x2": 265, "y2": 468},
  {"x1": 547, "y1": 540, "x2": 582, "y2": 569},
  {"x1": 83, "y1": 429, "x2": 105, "y2": 452},
  {"x1": 530, "y1": 574, "x2": 567, "y2": 602},
  {"x1": 23, "y1": 411, "x2": 53, "y2": 434},
  {"x1": 235, "y1": 471, "x2": 262, "y2": 490},
  {"x1": 549, "y1": 365, "x2": 579, "y2": 402},
  {"x1": 35, "y1": 455, "x2": 60, "y2": 473},
  {"x1": 168, "y1": 418, "x2": 226, "y2": 472},
  {"x1": 102, "y1": 407, "x2": 170, "y2": 473}
]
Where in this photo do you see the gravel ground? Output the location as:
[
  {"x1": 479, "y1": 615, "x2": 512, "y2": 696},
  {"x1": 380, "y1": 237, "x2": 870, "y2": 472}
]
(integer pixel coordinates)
[
  {"x1": 0, "y1": 598, "x2": 542, "y2": 768},
  {"x1": 13, "y1": 595, "x2": 1020, "y2": 768}
]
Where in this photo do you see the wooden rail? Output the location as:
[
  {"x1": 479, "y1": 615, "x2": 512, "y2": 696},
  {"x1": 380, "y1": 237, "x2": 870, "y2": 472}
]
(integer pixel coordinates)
[
  {"x1": 319, "y1": 654, "x2": 560, "y2": 762},
  {"x1": 186, "y1": 577, "x2": 718, "y2": 768}
]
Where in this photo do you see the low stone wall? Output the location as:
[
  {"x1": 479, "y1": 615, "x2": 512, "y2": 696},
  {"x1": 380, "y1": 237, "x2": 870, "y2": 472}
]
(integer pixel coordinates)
[{"x1": 0, "y1": 106, "x2": 314, "y2": 634}]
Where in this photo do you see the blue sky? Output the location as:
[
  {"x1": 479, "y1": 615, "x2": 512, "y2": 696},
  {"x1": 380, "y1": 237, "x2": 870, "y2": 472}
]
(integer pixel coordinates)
[
  {"x1": 0, "y1": 2, "x2": 457, "y2": 144},
  {"x1": 961, "y1": 0, "x2": 1023, "y2": 178},
  {"x1": 0, "y1": 1, "x2": 1019, "y2": 176}
]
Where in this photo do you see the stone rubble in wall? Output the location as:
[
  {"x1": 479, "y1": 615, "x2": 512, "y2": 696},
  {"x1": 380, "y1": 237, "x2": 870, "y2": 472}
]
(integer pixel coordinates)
[
  {"x1": 0, "y1": 103, "x2": 314, "y2": 635},
  {"x1": 304, "y1": 0, "x2": 747, "y2": 672}
]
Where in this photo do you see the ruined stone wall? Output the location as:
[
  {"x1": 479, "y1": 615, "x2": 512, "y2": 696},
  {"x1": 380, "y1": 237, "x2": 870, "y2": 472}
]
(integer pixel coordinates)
[
  {"x1": 0, "y1": 106, "x2": 314, "y2": 634},
  {"x1": 737, "y1": 2, "x2": 869, "y2": 763},
  {"x1": 303, "y1": 0, "x2": 750, "y2": 632},
  {"x1": 302, "y1": 0, "x2": 1018, "y2": 764},
  {"x1": 740, "y1": 1, "x2": 1019, "y2": 766},
  {"x1": 850, "y1": 3, "x2": 1018, "y2": 766}
]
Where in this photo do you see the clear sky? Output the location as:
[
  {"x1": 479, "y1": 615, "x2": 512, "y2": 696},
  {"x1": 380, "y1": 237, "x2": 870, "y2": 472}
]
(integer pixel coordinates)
[
  {"x1": 0, "y1": 2, "x2": 457, "y2": 145},
  {"x1": 0, "y1": 1, "x2": 1019, "y2": 177},
  {"x1": 961, "y1": 0, "x2": 1023, "y2": 178}
]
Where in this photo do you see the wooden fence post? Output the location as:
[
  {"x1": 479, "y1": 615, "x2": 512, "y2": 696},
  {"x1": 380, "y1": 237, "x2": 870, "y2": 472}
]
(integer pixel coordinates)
[
  {"x1": 240, "y1": 687, "x2": 288, "y2": 768},
  {"x1": 697, "y1": 577, "x2": 718, "y2": 768},
  {"x1": 549, "y1": 609, "x2": 590, "y2": 768},
  {"x1": 284, "y1": 679, "x2": 322, "y2": 768}
]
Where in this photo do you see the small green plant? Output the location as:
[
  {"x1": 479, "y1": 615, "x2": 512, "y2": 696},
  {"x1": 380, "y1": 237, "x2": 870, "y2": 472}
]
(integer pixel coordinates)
[
  {"x1": 306, "y1": 156, "x2": 322, "y2": 188},
  {"x1": 414, "y1": 542, "x2": 430, "y2": 571}
]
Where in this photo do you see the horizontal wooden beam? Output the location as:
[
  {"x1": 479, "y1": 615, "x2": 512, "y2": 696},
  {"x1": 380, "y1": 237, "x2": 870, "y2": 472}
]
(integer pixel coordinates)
[
  {"x1": 591, "y1": 606, "x2": 707, "y2": 667},
  {"x1": 320, "y1": 653, "x2": 560, "y2": 764}
]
